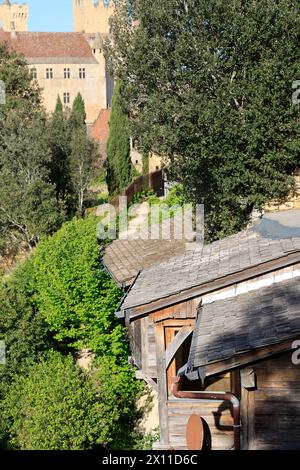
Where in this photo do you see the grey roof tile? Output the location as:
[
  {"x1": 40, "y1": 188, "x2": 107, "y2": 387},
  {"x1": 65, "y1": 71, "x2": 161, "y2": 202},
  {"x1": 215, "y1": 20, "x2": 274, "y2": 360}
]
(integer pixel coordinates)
[
  {"x1": 122, "y1": 222, "x2": 300, "y2": 310},
  {"x1": 187, "y1": 277, "x2": 300, "y2": 370}
]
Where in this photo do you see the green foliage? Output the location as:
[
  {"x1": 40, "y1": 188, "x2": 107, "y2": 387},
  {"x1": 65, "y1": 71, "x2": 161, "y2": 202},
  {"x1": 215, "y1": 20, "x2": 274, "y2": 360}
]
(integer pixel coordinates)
[
  {"x1": 31, "y1": 217, "x2": 122, "y2": 353},
  {"x1": 131, "y1": 428, "x2": 160, "y2": 451},
  {"x1": 142, "y1": 154, "x2": 149, "y2": 175},
  {"x1": 0, "y1": 260, "x2": 54, "y2": 447},
  {"x1": 0, "y1": 270, "x2": 52, "y2": 386},
  {"x1": 0, "y1": 42, "x2": 40, "y2": 115},
  {"x1": 0, "y1": 104, "x2": 65, "y2": 252},
  {"x1": 70, "y1": 128, "x2": 99, "y2": 216},
  {"x1": 46, "y1": 105, "x2": 72, "y2": 206},
  {"x1": 0, "y1": 217, "x2": 143, "y2": 450},
  {"x1": 110, "y1": 0, "x2": 300, "y2": 240},
  {"x1": 92, "y1": 355, "x2": 143, "y2": 450},
  {"x1": 164, "y1": 184, "x2": 187, "y2": 208},
  {"x1": 3, "y1": 352, "x2": 113, "y2": 450},
  {"x1": 70, "y1": 92, "x2": 87, "y2": 129},
  {"x1": 0, "y1": 46, "x2": 99, "y2": 256},
  {"x1": 54, "y1": 95, "x2": 63, "y2": 113},
  {"x1": 106, "y1": 81, "x2": 133, "y2": 195}
]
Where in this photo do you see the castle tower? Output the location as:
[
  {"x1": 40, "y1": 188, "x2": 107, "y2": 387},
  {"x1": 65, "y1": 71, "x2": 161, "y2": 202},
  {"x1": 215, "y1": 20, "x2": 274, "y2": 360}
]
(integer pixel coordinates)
[
  {"x1": 74, "y1": 0, "x2": 115, "y2": 35},
  {"x1": 0, "y1": 0, "x2": 28, "y2": 32}
]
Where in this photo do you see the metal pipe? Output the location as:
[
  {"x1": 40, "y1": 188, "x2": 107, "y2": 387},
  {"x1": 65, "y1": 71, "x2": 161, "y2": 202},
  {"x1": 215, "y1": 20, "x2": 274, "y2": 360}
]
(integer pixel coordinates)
[{"x1": 171, "y1": 376, "x2": 241, "y2": 451}]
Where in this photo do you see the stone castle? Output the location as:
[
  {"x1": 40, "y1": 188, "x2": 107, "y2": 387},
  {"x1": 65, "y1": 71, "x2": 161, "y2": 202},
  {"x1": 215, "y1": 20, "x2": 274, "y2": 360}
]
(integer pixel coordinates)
[
  {"x1": 0, "y1": 0, "x2": 28, "y2": 32},
  {"x1": 74, "y1": 0, "x2": 115, "y2": 35},
  {"x1": 0, "y1": 0, "x2": 115, "y2": 128}
]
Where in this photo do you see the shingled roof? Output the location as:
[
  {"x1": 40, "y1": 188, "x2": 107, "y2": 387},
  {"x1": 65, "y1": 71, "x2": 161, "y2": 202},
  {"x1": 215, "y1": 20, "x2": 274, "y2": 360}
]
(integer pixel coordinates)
[
  {"x1": 103, "y1": 238, "x2": 187, "y2": 287},
  {"x1": 121, "y1": 220, "x2": 300, "y2": 312},
  {"x1": 0, "y1": 31, "x2": 97, "y2": 64},
  {"x1": 187, "y1": 277, "x2": 300, "y2": 375}
]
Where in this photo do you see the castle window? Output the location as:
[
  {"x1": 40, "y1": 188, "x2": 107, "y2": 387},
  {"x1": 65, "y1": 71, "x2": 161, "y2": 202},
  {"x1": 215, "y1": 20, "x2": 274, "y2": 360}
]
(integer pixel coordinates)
[
  {"x1": 79, "y1": 68, "x2": 86, "y2": 79},
  {"x1": 63, "y1": 93, "x2": 70, "y2": 105},
  {"x1": 31, "y1": 68, "x2": 37, "y2": 80},
  {"x1": 64, "y1": 68, "x2": 71, "y2": 79},
  {"x1": 46, "y1": 68, "x2": 53, "y2": 79}
]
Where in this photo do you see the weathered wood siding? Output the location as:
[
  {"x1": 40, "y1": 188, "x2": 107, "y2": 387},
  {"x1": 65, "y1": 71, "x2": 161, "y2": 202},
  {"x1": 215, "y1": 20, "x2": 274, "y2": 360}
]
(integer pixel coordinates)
[
  {"x1": 129, "y1": 317, "x2": 157, "y2": 378},
  {"x1": 150, "y1": 297, "x2": 200, "y2": 323},
  {"x1": 167, "y1": 400, "x2": 234, "y2": 450},
  {"x1": 129, "y1": 318, "x2": 142, "y2": 369},
  {"x1": 249, "y1": 351, "x2": 300, "y2": 450},
  {"x1": 141, "y1": 316, "x2": 157, "y2": 378}
]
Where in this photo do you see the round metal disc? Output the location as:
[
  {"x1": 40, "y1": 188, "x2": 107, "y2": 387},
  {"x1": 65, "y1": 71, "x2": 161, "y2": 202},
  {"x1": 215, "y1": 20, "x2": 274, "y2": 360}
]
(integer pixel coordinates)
[{"x1": 186, "y1": 414, "x2": 204, "y2": 451}]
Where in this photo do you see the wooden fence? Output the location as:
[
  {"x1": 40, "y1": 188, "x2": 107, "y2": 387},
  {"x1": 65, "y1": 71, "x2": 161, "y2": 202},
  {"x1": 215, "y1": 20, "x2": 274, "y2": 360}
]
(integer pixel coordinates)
[{"x1": 110, "y1": 170, "x2": 164, "y2": 208}]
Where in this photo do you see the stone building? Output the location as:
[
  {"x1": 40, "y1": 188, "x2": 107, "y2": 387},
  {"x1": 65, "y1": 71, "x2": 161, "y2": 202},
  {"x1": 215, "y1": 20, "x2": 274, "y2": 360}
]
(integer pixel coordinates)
[
  {"x1": 0, "y1": 0, "x2": 28, "y2": 32},
  {"x1": 0, "y1": 30, "x2": 108, "y2": 125},
  {"x1": 73, "y1": 0, "x2": 115, "y2": 35}
]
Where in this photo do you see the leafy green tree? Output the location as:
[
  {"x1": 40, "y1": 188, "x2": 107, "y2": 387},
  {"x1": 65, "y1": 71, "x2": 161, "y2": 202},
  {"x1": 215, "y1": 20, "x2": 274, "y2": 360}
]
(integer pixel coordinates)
[
  {"x1": 110, "y1": 0, "x2": 300, "y2": 240},
  {"x1": 106, "y1": 80, "x2": 133, "y2": 195},
  {"x1": 70, "y1": 128, "x2": 99, "y2": 216},
  {"x1": 0, "y1": 260, "x2": 54, "y2": 447},
  {"x1": 3, "y1": 352, "x2": 114, "y2": 450},
  {"x1": 0, "y1": 104, "x2": 65, "y2": 252},
  {"x1": 31, "y1": 217, "x2": 123, "y2": 353},
  {"x1": 0, "y1": 42, "x2": 40, "y2": 114}
]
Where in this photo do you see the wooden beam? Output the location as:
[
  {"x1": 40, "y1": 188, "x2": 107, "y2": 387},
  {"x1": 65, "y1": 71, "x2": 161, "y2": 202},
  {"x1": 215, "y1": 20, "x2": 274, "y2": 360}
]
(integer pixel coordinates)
[
  {"x1": 128, "y1": 252, "x2": 300, "y2": 319},
  {"x1": 165, "y1": 326, "x2": 193, "y2": 369},
  {"x1": 135, "y1": 370, "x2": 158, "y2": 392},
  {"x1": 155, "y1": 323, "x2": 169, "y2": 446}
]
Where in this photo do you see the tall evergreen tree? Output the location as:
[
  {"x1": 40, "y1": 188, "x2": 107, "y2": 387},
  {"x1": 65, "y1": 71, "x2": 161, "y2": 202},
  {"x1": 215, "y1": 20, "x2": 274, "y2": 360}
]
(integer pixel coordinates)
[
  {"x1": 70, "y1": 92, "x2": 86, "y2": 129},
  {"x1": 106, "y1": 80, "x2": 132, "y2": 195},
  {"x1": 110, "y1": 0, "x2": 300, "y2": 240},
  {"x1": 46, "y1": 106, "x2": 72, "y2": 209},
  {"x1": 54, "y1": 95, "x2": 63, "y2": 114}
]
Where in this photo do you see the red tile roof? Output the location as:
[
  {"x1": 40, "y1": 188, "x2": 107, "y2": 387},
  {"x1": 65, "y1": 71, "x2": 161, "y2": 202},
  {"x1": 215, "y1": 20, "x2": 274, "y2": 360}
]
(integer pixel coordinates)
[
  {"x1": 0, "y1": 31, "x2": 96, "y2": 60},
  {"x1": 90, "y1": 108, "x2": 111, "y2": 143}
]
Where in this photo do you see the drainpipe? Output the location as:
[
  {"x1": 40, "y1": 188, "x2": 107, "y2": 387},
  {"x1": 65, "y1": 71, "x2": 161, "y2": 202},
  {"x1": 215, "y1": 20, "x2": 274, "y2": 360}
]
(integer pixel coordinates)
[{"x1": 172, "y1": 376, "x2": 241, "y2": 451}]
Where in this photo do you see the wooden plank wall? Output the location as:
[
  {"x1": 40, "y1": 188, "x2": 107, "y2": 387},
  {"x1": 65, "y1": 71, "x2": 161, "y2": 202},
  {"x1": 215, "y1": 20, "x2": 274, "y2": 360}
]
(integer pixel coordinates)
[
  {"x1": 251, "y1": 351, "x2": 300, "y2": 450},
  {"x1": 150, "y1": 297, "x2": 200, "y2": 323},
  {"x1": 167, "y1": 400, "x2": 234, "y2": 450},
  {"x1": 129, "y1": 319, "x2": 142, "y2": 369},
  {"x1": 141, "y1": 317, "x2": 157, "y2": 378}
]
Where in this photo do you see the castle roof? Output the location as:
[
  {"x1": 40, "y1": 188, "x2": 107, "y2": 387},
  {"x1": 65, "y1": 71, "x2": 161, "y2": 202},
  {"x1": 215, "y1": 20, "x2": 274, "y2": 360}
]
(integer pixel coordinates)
[{"x1": 0, "y1": 31, "x2": 98, "y2": 64}]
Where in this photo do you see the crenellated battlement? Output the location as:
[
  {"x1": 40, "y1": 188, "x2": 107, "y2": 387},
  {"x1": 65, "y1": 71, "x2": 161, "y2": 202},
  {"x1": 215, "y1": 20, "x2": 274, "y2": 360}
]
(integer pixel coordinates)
[
  {"x1": 0, "y1": 0, "x2": 28, "y2": 32},
  {"x1": 73, "y1": 0, "x2": 115, "y2": 35}
]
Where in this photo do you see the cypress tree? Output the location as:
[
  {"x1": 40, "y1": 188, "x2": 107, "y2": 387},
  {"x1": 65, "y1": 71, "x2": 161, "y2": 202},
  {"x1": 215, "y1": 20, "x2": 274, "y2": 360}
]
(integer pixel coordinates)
[
  {"x1": 106, "y1": 81, "x2": 132, "y2": 195},
  {"x1": 54, "y1": 95, "x2": 63, "y2": 114},
  {"x1": 70, "y1": 93, "x2": 86, "y2": 129}
]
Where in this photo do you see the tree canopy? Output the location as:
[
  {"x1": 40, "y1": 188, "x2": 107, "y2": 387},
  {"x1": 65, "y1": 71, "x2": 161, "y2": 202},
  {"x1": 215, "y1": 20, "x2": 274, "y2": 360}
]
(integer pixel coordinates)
[
  {"x1": 3, "y1": 352, "x2": 113, "y2": 450},
  {"x1": 109, "y1": 0, "x2": 300, "y2": 239},
  {"x1": 30, "y1": 217, "x2": 123, "y2": 353}
]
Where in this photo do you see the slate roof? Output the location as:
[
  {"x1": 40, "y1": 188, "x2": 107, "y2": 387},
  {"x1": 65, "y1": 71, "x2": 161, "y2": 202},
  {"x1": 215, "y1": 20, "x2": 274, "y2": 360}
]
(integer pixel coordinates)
[
  {"x1": 121, "y1": 220, "x2": 300, "y2": 311},
  {"x1": 187, "y1": 277, "x2": 300, "y2": 371},
  {"x1": 0, "y1": 31, "x2": 97, "y2": 63},
  {"x1": 103, "y1": 238, "x2": 187, "y2": 287}
]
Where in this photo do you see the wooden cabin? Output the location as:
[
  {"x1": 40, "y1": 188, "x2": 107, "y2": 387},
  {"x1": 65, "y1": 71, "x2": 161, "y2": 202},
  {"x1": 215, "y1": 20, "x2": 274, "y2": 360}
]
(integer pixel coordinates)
[{"x1": 117, "y1": 221, "x2": 300, "y2": 450}]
